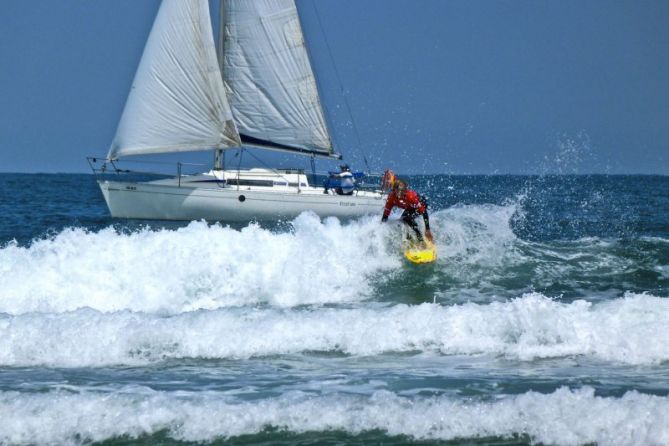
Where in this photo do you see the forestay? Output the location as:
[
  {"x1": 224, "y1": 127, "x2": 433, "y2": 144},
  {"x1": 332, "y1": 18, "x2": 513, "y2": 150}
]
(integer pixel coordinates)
[
  {"x1": 222, "y1": 0, "x2": 336, "y2": 157},
  {"x1": 108, "y1": 0, "x2": 240, "y2": 159}
]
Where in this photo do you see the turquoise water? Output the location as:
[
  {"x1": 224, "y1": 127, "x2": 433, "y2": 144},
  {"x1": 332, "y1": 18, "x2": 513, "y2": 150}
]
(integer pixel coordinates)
[{"x1": 0, "y1": 174, "x2": 668, "y2": 445}]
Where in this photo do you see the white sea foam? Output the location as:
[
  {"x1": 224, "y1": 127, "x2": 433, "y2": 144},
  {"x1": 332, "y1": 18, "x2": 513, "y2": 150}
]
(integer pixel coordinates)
[
  {"x1": 0, "y1": 204, "x2": 664, "y2": 314},
  {"x1": 1, "y1": 293, "x2": 667, "y2": 367},
  {"x1": 0, "y1": 203, "x2": 528, "y2": 314},
  {"x1": 0, "y1": 214, "x2": 399, "y2": 313},
  {"x1": 0, "y1": 386, "x2": 667, "y2": 445}
]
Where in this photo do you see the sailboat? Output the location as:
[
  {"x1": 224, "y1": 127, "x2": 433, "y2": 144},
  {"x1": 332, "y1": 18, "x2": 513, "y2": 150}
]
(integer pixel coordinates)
[{"x1": 94, "y1": 0, "x2": 386, "y2": 222}]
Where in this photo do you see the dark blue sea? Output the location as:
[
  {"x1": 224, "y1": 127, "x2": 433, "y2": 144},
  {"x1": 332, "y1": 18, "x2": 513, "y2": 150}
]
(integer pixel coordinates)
[{"x1": 0, "y1": 173, "x2": 668, "y2": 445}]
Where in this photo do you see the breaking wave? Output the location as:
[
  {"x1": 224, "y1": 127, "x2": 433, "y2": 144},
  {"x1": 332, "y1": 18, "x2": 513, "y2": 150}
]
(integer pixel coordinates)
[
  {"x1": 0, "y1": 213, "x2": 399, "y2": 313},
  {"x1": 1, "y1": 293, "x2": 667, "y2": 367},
  {"x1": 0, "y1": 204, "x2": 665, "y2": 313},
  {"x1": 0, "y1": 386, "x2": 667, "y2": 445}
]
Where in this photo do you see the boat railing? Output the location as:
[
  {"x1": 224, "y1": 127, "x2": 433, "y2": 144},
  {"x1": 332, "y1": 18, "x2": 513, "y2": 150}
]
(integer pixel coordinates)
[
  {"x1": 87, "y1": 157, "x2": 209, "y2": 185},
  {"x1": 87, "y1": 156, "x2": 385, "y2": 192}
]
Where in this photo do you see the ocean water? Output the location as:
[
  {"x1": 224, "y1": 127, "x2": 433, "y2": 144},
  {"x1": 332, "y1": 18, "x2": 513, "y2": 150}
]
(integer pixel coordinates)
[{"x1": 0, "y1": 173, "x2": 668, "y2": 445}]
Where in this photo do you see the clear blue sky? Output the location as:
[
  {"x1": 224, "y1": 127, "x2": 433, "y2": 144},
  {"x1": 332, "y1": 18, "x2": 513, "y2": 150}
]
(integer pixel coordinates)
[{"x1": 1, "y1": 0, "x2": 667, "y2": 174}]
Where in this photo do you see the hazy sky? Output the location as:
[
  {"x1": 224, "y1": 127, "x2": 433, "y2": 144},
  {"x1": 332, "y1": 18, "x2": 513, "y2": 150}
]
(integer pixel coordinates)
[{"x1": 1, "y1": 0, "x2": 667, "y2": 174}]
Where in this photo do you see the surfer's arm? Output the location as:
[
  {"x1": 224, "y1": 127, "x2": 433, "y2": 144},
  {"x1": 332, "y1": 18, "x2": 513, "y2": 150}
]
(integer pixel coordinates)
[
  {"x1": 381, "y1": 195, "x2": 396, "y2": 222},
  {"x1": 422, "y1": 211, "x2": 433, "y2": 241},
  {"x1": 422, "y1": 210, "x2": 430, "y2": 230}
]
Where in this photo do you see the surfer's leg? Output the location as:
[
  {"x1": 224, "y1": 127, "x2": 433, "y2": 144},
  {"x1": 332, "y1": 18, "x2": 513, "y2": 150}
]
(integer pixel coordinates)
[{"x1": 401, "y1": 210, "x2": 424, "y2": 242}]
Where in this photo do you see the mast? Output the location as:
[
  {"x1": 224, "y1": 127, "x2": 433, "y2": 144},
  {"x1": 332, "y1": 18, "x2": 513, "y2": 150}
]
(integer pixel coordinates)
[{"x1": 214, "y1": 0, "x2": 227, "y2": 170}]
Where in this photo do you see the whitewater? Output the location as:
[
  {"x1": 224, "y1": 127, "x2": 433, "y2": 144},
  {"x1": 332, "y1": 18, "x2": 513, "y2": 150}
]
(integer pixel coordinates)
[{"x1": 0, "y1": 173, "x2": 668, "y2": 445}]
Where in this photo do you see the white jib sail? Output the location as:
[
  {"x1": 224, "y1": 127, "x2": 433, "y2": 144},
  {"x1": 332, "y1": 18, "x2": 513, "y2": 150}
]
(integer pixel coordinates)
[
  {"x1": 222, "y1": 0, "x2": 335, "y2": 156},
  {"x1": 108, "y1": 0, "x2": 240, "y2": 160}
]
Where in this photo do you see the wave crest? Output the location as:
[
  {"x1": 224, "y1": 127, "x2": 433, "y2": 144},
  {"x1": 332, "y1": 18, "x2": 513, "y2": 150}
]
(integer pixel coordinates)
[
  {"x1": 0, "y1": 386, "x2": 667, "y2": 445},
  {"x1": 1, "y1": 293, "x2": 667, "y2": 367}
]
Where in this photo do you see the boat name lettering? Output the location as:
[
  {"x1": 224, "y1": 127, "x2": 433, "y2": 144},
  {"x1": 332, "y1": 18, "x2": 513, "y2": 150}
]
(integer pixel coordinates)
[{"x1": 339, "y1": 202, "x2": 356, "y2": 207}]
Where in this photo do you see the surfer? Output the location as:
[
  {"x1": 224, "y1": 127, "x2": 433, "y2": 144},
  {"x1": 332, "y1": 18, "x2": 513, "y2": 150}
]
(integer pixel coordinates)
[{"x1": 380, "y1": 177, "x2": 433, "y2": 244}]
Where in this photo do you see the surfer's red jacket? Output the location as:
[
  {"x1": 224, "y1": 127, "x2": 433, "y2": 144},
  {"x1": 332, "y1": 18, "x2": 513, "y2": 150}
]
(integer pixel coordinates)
[{"x1": 382, "y1": 189, "x2": 426, "y2": 218}]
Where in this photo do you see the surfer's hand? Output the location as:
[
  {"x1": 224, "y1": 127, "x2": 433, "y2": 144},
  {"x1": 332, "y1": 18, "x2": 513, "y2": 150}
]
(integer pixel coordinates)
[
  {"x1": 425, "y1": 229, "x2": 433, "y2": 242},
  {"x1": 381, "y1": 215, "x2": 388, "y2": 223}
]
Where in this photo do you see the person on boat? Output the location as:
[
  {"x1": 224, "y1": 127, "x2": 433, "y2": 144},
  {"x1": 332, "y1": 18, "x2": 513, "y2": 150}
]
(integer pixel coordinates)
[
  {"x1": 335, "y1": 164, "x2": 355, "y2": 195},
  {"x1": 324, "y1": 164, "x2": 356, "y2": 195},
  {"x1": 380, "y1": 178, "x2": 433, "y2": 243}
]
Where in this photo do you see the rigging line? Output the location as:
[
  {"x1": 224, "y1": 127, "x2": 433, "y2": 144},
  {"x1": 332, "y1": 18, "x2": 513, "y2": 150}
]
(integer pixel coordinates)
[{"x1": 311, "y1": 1, "x2": 371, "y2": 173}]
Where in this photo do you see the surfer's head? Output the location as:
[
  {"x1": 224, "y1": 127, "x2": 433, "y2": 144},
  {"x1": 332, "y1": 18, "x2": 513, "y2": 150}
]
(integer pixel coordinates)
[
  {"x1": 394, "y1": 179, "x2": 408, "y2": 195},
  {"x1": 381, "y1": 169, "x2": 396, "y2": 191}
]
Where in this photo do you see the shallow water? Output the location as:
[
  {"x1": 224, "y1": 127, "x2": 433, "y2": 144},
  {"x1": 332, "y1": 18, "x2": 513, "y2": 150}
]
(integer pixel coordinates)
[{"x1": 0, "y1": 173, "x2": 667, "y2": 445}]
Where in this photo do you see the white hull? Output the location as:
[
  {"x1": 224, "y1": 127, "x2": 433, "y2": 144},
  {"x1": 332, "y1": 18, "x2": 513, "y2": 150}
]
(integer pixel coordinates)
[{"x1": 98, "y1": 171, "x2": 385, "y2": 222}]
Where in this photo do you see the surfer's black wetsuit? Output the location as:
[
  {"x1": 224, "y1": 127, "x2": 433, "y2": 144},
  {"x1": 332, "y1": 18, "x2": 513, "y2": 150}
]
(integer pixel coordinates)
[
  {"x1": 401, "y1": 207, "x2": 430, "y2": 242},
  {"x1": 381, "y1": 188, "x2": 430, "y2": 242}
]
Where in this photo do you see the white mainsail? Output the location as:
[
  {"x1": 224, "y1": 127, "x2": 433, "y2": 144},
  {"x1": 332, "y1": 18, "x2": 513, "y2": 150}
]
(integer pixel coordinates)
[
  {"x1": 222, "y1": 0, "x2": 336, "y2": 157},
  {"x1": 108, "y1": 0, "x2": 240, "y2": 160}
]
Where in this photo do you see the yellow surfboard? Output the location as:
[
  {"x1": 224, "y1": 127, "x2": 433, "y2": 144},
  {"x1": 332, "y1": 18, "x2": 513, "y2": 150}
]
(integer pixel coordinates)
[{"x1": 403, "y1": 239, "x2": 437, "y2": 264}]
